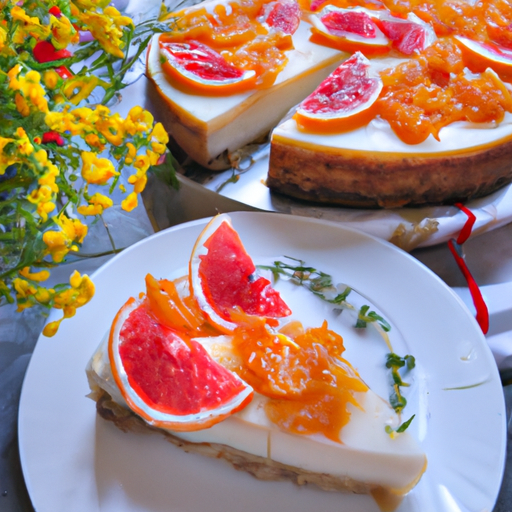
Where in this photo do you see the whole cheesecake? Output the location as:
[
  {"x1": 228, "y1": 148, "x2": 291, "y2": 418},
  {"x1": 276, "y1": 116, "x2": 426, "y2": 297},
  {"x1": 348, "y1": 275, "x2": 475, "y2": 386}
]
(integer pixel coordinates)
[{"x1": 268, "y1": 114, "x2": 512, "y2": 208}]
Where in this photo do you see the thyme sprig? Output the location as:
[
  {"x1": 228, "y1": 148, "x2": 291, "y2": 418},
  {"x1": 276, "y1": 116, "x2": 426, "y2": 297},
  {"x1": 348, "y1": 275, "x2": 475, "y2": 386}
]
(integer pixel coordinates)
[
  {"x1": 259, "y1": 256, "x2": 390, "y2": 332},
  {"x1": 386, "y1": 353, "x2": 416, "y2": 413}
]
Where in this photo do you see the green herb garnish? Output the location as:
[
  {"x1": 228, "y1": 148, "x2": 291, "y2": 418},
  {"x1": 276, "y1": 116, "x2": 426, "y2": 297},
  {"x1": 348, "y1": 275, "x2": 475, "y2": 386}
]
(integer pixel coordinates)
[
  {"x1": 385, "y1": 414, "x2": 416, "y2": 435},
  {"x1": 386, "y1": 353, "x2": 416, "y2": 413},
  {"x1": 259, "y1": 257, "x2": 389, "y2": 332}
]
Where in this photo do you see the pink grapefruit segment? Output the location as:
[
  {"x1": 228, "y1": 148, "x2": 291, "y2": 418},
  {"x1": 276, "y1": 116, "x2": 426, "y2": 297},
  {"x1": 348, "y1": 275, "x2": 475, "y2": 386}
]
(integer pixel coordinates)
[
  {"x1": 263, "y1": 0, "x2": 301, "y2": 35},
  {"x1": 293, "y1": 52, "x2": 383, "y2": 134},
  {"x1": 159, "y1": 38, "x2": 257, "y2": 95},
  {"x1": 377, "y1": 13, "x2": 434, "y2": 55},
  {"x1": 189, "y1": 214, "x2": 291, "y2": 333},
  {"x1": 309, "y1": 6, "x2": 390, "y2": 56},
  {"x1": 109, "y1": 297, "x2": 253, "y2": 431}
]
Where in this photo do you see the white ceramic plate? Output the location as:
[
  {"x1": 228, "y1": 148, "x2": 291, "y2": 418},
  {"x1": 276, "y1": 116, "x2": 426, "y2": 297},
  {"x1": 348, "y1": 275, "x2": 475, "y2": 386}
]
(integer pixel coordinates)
[{"x1": 19, "y1": 212, "x2": 506, "y2": 512}]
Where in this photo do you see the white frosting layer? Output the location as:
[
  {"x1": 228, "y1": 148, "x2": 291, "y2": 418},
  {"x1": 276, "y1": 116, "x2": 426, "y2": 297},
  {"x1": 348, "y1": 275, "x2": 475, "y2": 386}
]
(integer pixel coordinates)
[
  {"x1": 87, "y1": 334, "x2": 426, "y2": 492},
  {"x1": 273, "y1": 55, "x2": 512, "y2": 154},
  {"x1": 273, "y1": 114, "x2": 512, "y2": 154}
]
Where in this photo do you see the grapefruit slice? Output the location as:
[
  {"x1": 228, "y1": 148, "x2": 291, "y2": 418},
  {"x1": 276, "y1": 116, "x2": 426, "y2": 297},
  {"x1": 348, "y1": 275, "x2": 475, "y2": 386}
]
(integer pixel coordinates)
[
  {"x1": 377, "y1": 13, "x2": 435, "y2": 55},
  {"x1": 293, "y1": 52, "x2": 383, "y2": 134},
  {"x1": 158, "y1": 38, "x2": 257, "y2": 95},
  {"x1": 455, "y1": 36, "x2": 512, "y2": 81},
  {"x1": 189, "y1": 214, "x2": 291, "y2": 333},
  {"x1": 261, "y1": 0, "x2": 301, "y2": 35},
  {"x1": 310, "y1": 6, "x2": 390, "y2": 56},
  {"x1": 108, "y1": 296, "x2": 253, "y2": 431}
]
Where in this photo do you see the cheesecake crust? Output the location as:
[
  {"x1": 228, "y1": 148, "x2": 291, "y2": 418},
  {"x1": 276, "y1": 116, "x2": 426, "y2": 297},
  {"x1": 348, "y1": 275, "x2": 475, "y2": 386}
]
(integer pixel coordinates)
[{"x1": 267, "y1": 135, "x2": 512, "y2": 208}]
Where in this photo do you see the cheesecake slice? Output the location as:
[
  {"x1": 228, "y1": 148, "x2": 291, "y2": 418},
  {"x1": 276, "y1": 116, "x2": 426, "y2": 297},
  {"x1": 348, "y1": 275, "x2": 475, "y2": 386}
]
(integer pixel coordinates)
[
  {"x1": 87, "y1": 332, "x2": 426, "y2": 509},
  {"x1": 146, "y1": 0, "x2": 345, "y2": 169}
]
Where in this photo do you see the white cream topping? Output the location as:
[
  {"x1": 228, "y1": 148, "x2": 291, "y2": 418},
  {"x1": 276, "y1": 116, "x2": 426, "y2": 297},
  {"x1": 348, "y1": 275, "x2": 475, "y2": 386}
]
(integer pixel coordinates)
[
  {"x1": 87, "y1": 334, "x2": 426, "y2": 491},
  {"x1": 273, "y1": 109, "x2": 512, "y2": 153}
]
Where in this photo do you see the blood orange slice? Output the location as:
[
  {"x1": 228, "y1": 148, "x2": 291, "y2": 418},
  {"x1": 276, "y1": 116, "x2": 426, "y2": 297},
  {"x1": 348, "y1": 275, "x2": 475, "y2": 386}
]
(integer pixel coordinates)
[
  {"x1": 189, "y1": 214, "x2": 291, "y2": 333},
  {"x1": 293, "y1": 52, "x2": 383, "y2": 134},
  {"x1": 108, "y1": 296, "x2": 253, "y2": 431},
  {"x1": 310, "y1": 6, "x2": 389, "y2": 56},
  {"x1": 158, "y1": 38, "x2": 257, "y2": 95},
  {"x1": 261, "y1": 0, "x2": 301, "y2": 35},
  {"x1": 455, "y1": 36, "x2": 512, "y2": 81},
  {"x1": 377, "y1": 13, "x2": 435, "y2": 55}
]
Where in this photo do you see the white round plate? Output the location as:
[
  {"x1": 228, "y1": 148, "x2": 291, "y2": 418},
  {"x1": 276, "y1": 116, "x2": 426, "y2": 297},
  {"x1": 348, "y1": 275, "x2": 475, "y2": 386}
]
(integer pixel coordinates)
[{"x1": 19, "y1": 212, "x2": 506, "y2": 512}]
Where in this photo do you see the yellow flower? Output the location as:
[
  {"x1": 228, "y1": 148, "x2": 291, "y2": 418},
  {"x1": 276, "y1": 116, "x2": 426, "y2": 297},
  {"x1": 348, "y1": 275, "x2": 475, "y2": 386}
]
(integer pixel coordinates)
[
  {"x1": 13, "y1": 278, "x2": 37, "y2": 299},
  {"x1": 76, "y1": 6, "x2": 133, "y2": 58},
  {"x1": 7, "y1": 65, "x2": 21, "y2": 90},
  {"x1": 124, "y1": 142, "x2": 137, "y2": 165},
  {"x1": 43, "y1": 271, "x2": 95, "y2": 337},
  {"x1": 38, "y1": 162, "x2": 60, "y2": 193},
  {"x1": 150, "y1": 122, "x2": 169, "y2": 154},
  {"x1": 10, "y1": 69, "x2": 49, "y2": 115},
  {"x1": 128, "y1": 170, "x2": 147, "y2": 194},
  {"x1": 50, "y1": 13, "x2": 79, "y2": 49},
  {"x1": 81, "y1": 151, "x2": 119, "y2": 185},
  {"x1": 121, "y1": 192, "x2": 138, "y2": 212},
  {"x1": 15, "y1": 128, "x2": 35, "y2": 156},
  {"x1": 77, "y1": 192, "x2": 113, "y2": 216},
  {"x1": 95, "y1": 111, "x2": 125, "y2": 146},
  {"x1": 74, "y1": 0, "x2": 111, "y2": 9},
  {"x1": 11, "y1": 6, "x2": 51, "y2": 43},
  {"x1": 43, "y1": 70, "x2": 61, "y2": 90},
  {"x1": 0, "y1": 25, "x2": 7, "y2": 52},
  {"x1": 62, "y1": 75, "x2": 101, "y2": 104},
  {"x1": 124, "y1": 106, "x2": 154, "y2": 135},
  {"x1": 133, "y1": 153, "x2": 151, "y2": 172},
  {"x1": 84, "y1": 133, "x2": 105, "y2": 151},
  {"x1": 19, "y1": 267, "x2": 51, "y2": 282},
  {"x1": 28, "y1": 185, "x2": 56, "y2": 222},
  {"x1": 43, "y1": 215, "x2": 88, "y2": 263}
]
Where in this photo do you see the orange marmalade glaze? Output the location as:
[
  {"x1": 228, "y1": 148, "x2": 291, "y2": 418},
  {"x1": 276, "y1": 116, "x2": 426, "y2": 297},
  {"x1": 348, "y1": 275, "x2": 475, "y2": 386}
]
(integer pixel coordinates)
[
  {"x1": 230, "y1": 314, "x2": 368, "y2": 443},
  {"x1": 303, "y1": 0, "x2": 512, "y2": 49},
  {"x1": 161, "y1": 0, "x2": 296, "y2": 88},
  {"x1": 376, "y1": 38, "x2": 512, "y2": 144}
]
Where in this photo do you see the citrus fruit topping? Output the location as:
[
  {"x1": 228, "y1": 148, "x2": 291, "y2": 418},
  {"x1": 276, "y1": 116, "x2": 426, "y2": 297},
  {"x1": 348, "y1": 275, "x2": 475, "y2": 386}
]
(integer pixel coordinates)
[
  {"x1": 159, "y1": 39, "x2": 257, "y2": 95},
  {"x1": 108, "y1": 296, "x2": 253, "y2": 431},
  {"x1": 321, "y1": 10, "x2": 378, "y2": 38},
  {"x1": 231, "y1": 316, "x2": 368, "y2": 442},
  {"x1": 377, "y1": 13, "x2": 435, "y2": 55},
  {"x1": 455, "y1": 36, "x2": 512, "y2": 81},
  {"x1": 293, "y1": 52, "x2": 383, "y2": 134},
  {"x1": 145, "y1": 274, "x2": 216, "y2": 336},
  {"x1": 310, "y1": 6, "x2": 390, "y2": 56},
  {"x1": 261, "y1": 0, "x2": 301, "y2": 35},
  {"x1": 376, "y1": 38, "x2": 512, "y2": 144},
  {"x1": 189, "y1": 214, "x2": 291, "y2": 333}
]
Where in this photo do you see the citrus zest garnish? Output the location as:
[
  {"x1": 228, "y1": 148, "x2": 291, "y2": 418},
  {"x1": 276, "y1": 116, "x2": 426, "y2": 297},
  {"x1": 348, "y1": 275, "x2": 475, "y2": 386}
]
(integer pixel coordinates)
[{"x1": 231, "y1": 315, "x2": 368, "y2": 442}]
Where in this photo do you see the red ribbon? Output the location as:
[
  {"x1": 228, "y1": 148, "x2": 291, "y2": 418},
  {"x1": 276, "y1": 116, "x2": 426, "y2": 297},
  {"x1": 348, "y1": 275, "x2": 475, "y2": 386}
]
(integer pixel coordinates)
[{"x1": 449, "y1": 203, "x2": 489, "y2": 334}]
